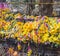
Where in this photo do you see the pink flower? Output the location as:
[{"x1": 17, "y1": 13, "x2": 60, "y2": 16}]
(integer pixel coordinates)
[
  {"x1": 57, "y1": 19, "x2": 60, "y2": 22},
  {"x1": 44, "y1": 22, "x2": 48, "y2": 27},
  {"x1": 0, "y1": 3, "x2": 4, "y2": 9},
  {"x1": 41, "y1": 16, "x2": 45, "y2": 20},
  {"x1": 0, "y1": 3, "x2": 8, "y2": 9},
  {"x1": 28, "y1": 46, "x2": 31, "y2": 51}
]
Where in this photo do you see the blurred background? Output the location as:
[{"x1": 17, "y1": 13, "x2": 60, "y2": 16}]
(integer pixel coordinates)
[
  {"x1": 0, "y1": 0, "x2": 60, "y2": 56},
  {"x1": 0, "y1": 0, "x2": 60, "y2": 16}
]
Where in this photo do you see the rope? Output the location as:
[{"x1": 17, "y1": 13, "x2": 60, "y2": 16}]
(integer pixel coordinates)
[{"x1": 2, "y1": 2, "x2": 60, "y2": 5}]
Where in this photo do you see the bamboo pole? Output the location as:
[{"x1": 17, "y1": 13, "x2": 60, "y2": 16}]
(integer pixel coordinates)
[{"x1": 4, "y1": 2, "x2": 60, "y2": 5}]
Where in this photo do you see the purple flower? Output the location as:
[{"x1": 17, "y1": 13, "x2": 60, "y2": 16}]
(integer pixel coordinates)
[
  {"x1": 0, "y1": 3, "x2": 4, "y2": 8},
  {"x1": 4, "y1": 3, "x2": 8, "y2": 8},
  {"x1": 41, "y1": 16, "x2": 45, "y2": 20},
  {"x1": 28, "y1": 33, "x2": 30, "y2": 37},
  {"x1": 28, "y1": 46, "x2": 31, "y2": 51},
  {"x1": 44, "y1": 22, "x2": 48, "y2": 27},
  {"x1": 57, "y1": 19, "x2": 60, "y2": 22},
  {"x1": 0, "y1": 3, "x2": 8, "y2": 9}
]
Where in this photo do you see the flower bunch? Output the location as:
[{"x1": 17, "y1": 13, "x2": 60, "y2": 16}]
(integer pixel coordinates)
[
  {"x1": 27, "y1": 44, "x2": 32, "y2": 56},
  {"x1": 0, "y1": 16, "x2": 60, "y2": 45}
]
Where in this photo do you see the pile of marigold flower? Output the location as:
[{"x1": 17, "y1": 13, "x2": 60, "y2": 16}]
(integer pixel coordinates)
[
  {"x1": 0, "y1": 3, "x2": 60, "y2": 56},
  {"x1": 0, "y1": 16, "x2": 60, "y2": 45}
]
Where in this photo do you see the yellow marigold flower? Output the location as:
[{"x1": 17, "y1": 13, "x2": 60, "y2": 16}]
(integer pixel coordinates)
[
  {"x1": 41, "y1": 33, "x2": 49, "y2": 42},
  {"x1": 5, "y1": 14, "x2": 9, "y2": 18},
  {"x1": 33, "y1": 21, "x2": 38, "y2": 29},
  {"x1": 14, "y1": 33, "x2": 19, "y2": 37},
  {"x1": 27, "y1": 49, "x2": 32, "y2": 56},
  {"x1": 58, "y1": 22, "x2": 60, "y2": 28},
  {"x1": 53, "y1": 37, "x2": 58, "y2": 42},
  {"x1": 30, "y1": 15, "x2": 34, "y2": 19},
  {"x1": 14, "y1": 13, "x2": 21, "y2": 19},
  {"x1": 50, "y1": 29, "x2": 57, "y2": 35},
  {"x1": 4, "y1": 25, "x2": 8, "y2": 31},
  {"x1": 17, "y1": 38, "x2": 20, "y2": 41},
  {"x1": 49, "y1": 35, "x2": 54, "y2": 42},
  {"x1": 17, "y1": 43, "x2": 21, "y2": 51},
  {"x1": 31, "y1": 30, "x2": 38, "y2": 43},
  {"x1": 2, "y1": 11, "x2": 6, "y2": 14},
  {"x1": 44, "y1": 16, "x2": 48, "y2": 19}
]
